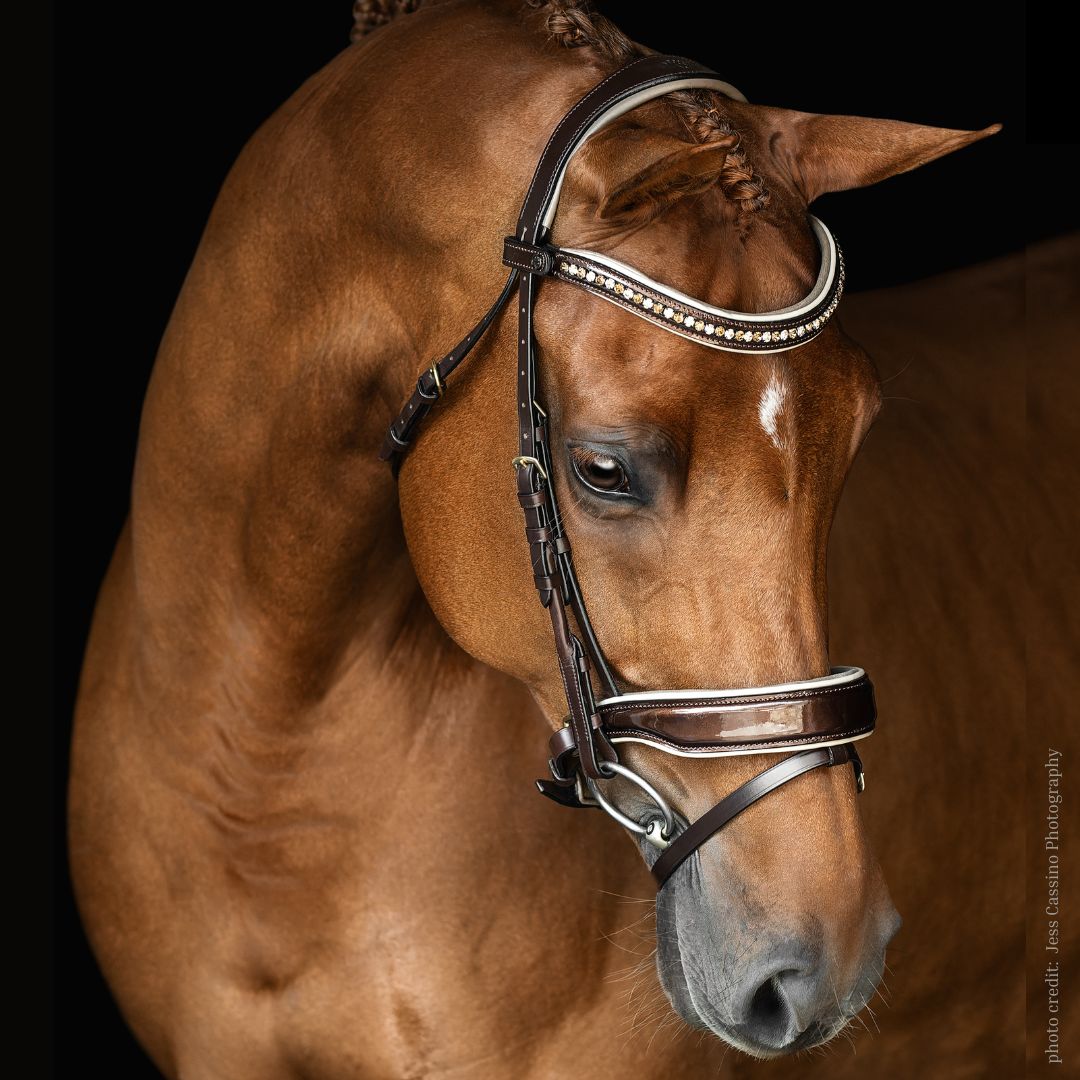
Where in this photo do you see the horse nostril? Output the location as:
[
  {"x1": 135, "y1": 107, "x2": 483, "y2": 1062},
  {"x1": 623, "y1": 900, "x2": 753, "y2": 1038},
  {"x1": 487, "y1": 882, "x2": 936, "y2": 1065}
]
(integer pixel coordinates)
[
  {"x1": 728, "y1": 931, "x2": 890, "y2": 1054},
  {"x1": 749, "y1": 975, "x2": 788, "y2": 1029},
  {"x1": 740, "y1": 967, "x2": 814, "y2": 1049}
]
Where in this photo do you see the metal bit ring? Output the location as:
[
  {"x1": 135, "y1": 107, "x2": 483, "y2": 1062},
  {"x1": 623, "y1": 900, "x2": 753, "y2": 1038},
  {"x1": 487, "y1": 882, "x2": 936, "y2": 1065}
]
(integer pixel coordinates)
[{"x1": 586, "y1": 761, "x2": 675, "y2": 850}]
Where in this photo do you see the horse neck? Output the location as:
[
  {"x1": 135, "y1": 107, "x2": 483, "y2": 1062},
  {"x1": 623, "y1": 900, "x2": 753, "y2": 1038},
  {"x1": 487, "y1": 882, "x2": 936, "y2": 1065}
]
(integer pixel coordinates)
[{"x1": 125, "y1": 9, "x2": 588, "y2": 737}]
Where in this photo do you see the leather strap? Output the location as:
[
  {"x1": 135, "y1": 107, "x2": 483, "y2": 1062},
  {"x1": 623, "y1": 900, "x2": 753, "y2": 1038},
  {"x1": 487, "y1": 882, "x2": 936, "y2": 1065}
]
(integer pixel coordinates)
[
  {"x1": 650, "y1": 745, "x2": 862, "y2": 886},
  {"x1": 542, "y1": 672, "x2": 873, "y2": 805},
  {"x1": 509, "y1": 55, "x2": 733, "y2": 779},
  {"x1": 510, "y1": 236, "x2": 844, "y2": 354},
  {"x1": 514, "y1": 274, "x2": 616, "y2": 779},
  {"x1": 599, "y1": 673, "x2": 876, "y2": 755},
  {"x1": 513, "y1": 54, "x2": 717, "y2": 243},
  {"x1": 379, "y1": 270, "x2": 519, "y2": 466}
]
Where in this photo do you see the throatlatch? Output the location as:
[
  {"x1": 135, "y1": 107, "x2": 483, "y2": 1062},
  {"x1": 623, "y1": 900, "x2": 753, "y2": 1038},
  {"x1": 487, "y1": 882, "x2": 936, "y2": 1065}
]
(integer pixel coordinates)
[{"x1": 380, "y1": 53, "x2": 873, "y2": 888}]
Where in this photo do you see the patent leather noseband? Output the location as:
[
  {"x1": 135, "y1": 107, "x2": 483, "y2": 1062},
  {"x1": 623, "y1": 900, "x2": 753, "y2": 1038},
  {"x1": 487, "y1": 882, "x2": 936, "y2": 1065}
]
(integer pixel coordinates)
[{"x1": 380, "y1": 53, "x2": 873, "y2": 889}]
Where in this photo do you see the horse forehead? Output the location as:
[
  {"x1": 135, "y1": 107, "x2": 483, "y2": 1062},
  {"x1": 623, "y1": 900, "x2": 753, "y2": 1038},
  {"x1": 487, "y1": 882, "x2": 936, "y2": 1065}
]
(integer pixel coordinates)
[
  {"x1": 603, "y1": 198, "x2": 822, "y2": 308},
  {"x1": 555, "y1": 344, "x2": 858, "y2": 467},
  {"x1": 541, "y1": 229, "x2": 866, "y2": 436},
  {"x1": 626, "y1": 346, "x2": 852, "y2": 431}
]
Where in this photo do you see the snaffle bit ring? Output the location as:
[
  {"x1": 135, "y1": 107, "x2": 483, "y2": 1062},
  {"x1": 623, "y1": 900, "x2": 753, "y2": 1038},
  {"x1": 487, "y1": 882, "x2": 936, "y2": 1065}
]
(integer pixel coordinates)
[{"x1": 586, "y1": 760, "x2": 675, "y2": 850}]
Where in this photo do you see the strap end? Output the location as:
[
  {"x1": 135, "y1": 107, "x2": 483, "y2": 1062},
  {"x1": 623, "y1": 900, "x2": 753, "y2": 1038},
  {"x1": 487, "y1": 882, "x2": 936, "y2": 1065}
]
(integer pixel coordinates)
[
  {"x1": 536, "y1": 777, "x2": 591, "y2": 808},
  {"x1": 379, "y1": 424, "x2": 409, "y2": 465}
]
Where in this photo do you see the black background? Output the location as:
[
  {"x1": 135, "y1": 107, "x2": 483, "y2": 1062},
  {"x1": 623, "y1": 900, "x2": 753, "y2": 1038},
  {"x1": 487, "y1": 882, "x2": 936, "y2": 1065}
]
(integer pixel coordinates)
[{"x1": 54, "y1": 2, "x2": 1071, "y2": 1074}]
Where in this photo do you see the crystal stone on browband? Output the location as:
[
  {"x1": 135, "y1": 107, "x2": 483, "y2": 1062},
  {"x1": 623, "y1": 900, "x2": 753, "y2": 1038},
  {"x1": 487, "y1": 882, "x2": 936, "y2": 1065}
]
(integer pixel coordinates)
[{"x1": 553, "y1": 248, "x2": 843, "y2": 350}]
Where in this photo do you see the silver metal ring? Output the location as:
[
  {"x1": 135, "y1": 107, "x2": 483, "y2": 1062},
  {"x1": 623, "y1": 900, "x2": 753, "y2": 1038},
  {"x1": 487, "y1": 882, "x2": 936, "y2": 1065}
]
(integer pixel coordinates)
[{"x1": 586, "y1": 761, "x2": 675, "y2": 850}]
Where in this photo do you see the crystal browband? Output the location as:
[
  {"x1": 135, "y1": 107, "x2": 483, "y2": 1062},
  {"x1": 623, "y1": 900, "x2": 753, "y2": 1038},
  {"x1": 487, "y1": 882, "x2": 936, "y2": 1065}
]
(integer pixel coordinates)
[{"x1": 502, "y1": 214, "x2": 844, "y2": 354}]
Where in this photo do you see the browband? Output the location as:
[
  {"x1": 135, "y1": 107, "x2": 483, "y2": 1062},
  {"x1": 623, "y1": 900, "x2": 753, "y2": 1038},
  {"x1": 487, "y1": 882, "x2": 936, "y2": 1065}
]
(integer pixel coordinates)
[
  {"x1": 379, "y1": 53, "x2": 873, "y2": 889},
  {"x1": 504, "y1": 216, "x2": 844, "y2": 354}
]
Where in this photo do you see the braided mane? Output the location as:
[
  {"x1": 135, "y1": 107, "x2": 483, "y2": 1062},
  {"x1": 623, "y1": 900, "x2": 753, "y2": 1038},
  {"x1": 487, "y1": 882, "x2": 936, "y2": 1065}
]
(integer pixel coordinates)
[
  {"x1": 350, "y1": 0, "x2": 422, "y2": 39},
  {"x1": 351, "y1": 0, "x2": 769, "y2": 213}
]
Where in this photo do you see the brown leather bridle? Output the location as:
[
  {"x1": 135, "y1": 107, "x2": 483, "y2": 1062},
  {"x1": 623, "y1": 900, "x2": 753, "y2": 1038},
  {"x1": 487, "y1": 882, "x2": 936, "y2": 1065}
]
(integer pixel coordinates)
[{"x1": 380, "y1": 54, "x2": 874, "y2": 889}]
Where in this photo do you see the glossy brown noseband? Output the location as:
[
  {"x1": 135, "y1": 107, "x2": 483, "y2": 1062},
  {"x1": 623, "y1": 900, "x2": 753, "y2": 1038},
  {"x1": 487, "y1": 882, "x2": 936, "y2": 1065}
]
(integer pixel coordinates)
[{"x1": 380, "y1": 54, "x2": 873, "y2": 889}]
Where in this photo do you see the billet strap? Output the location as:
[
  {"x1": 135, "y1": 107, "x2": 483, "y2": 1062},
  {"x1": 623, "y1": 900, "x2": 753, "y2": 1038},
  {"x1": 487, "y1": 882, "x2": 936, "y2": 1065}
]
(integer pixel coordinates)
[{"x1": 650, "y1": 745, "x2": 863, "y2": 886}]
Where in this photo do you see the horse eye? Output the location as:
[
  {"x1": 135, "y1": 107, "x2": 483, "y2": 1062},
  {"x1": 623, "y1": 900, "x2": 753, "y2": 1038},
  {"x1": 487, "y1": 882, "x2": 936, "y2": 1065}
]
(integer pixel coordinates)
[{"x1": 569, "y1": 447, "x2": 632, "y2": 496}]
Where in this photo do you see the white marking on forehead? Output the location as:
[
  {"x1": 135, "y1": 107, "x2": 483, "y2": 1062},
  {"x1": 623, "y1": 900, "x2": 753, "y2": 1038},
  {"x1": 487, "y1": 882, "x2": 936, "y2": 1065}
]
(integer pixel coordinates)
[{"x1": 758, "y1": 370, "x2": 789, "y2": 451}]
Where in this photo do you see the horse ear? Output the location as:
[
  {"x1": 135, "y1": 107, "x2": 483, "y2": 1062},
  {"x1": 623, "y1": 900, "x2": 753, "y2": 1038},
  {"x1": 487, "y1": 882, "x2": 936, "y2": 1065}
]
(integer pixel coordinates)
[
  {"x1": 596, "y1": 136, "x2": 737, "y2": 224},
  {"x1": 765, "y1": 109, "x2": 1002, "y2": 203}
]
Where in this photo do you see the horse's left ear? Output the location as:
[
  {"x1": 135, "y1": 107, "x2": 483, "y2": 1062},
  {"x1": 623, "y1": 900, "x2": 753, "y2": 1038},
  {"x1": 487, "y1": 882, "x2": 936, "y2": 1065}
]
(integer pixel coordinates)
[{"x1": 757, "y1": 107, "x2": 1002, "y2": 203}]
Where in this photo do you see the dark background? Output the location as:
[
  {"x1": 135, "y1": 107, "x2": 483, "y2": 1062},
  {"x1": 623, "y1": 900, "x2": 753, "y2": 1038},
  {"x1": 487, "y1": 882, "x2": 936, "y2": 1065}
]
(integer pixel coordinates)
[{"x1": 54, "y1": 1, "x2": 1070, "y2": 1074}]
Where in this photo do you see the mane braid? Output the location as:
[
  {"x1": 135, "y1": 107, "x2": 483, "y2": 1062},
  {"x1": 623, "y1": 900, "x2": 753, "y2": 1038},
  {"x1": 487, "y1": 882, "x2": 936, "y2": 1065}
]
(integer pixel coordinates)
[
  {"x1": 524, "y1": 0, "x2": 769, "y2": 213},
  {"x1": 351, "y1": 0, "x2": 421, "y2": 42}
]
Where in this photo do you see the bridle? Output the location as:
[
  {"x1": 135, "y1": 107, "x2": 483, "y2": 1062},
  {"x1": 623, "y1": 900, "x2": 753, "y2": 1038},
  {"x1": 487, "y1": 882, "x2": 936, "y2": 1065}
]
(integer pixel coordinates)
[{"x1": 380, "y1": 53, "x2": 874, "y2": 889}]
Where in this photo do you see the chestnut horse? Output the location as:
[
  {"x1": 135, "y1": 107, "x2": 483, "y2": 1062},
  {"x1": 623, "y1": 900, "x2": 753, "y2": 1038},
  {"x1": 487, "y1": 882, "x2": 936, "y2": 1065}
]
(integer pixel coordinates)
[{"x1": 68, "y1": 0, "x2": 1003, "y2": 1074}]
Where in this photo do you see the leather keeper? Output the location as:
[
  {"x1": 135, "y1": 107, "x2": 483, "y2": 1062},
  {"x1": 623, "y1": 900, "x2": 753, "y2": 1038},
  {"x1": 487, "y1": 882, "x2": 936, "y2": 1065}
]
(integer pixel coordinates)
[
  {"x1": 503, "y1": 237, "x2": 555, "y2": 275},
  {"x1": 416, "y1": 370, "x2": 441, "y2": 401},
  {"x1": 547, "y1": 712, "x2": 610, "y2": 778},
  {"x1": 517, "y1": 489, "x2": 548, "y2": 509}
]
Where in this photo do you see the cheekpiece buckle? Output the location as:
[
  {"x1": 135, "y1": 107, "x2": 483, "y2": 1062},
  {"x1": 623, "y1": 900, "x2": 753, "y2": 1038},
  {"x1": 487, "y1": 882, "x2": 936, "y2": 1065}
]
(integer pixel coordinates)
[
  {"x1": 417, "y1": 362, "x2": 444, "y2": 402},
  {"x1": 511, "y1": 455, "x2": 547, "y2": 480}
]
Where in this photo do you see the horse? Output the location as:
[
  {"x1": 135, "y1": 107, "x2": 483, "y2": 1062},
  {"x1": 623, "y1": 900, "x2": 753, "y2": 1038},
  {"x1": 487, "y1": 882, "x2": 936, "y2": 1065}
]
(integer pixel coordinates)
[{"x1": 67, "y1": 0, "x2": 1003, "y2": 1074}]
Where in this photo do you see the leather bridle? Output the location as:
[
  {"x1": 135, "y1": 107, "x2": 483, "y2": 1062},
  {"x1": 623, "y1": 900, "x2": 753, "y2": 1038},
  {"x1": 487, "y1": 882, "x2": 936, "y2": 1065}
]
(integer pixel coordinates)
[{"x1": 380, "y1": 53, "x2": 874, "y2": 889}]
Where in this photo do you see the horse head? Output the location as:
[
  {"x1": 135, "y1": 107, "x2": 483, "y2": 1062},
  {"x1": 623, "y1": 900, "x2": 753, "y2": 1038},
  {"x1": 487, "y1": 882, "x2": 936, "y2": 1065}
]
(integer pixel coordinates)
[{"x1": 394, "y1": 44, "x2": 996, "y2": 1057}]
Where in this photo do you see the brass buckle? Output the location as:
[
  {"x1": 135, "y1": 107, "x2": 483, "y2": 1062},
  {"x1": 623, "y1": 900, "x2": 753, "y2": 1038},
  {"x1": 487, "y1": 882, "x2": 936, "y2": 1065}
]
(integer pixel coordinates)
[
  {"x1": 429, "y1": 363, "x2": 443, "y2": 398},
  {"x1": 511, "y1": 455, "x2": 547, "y2": 480}
]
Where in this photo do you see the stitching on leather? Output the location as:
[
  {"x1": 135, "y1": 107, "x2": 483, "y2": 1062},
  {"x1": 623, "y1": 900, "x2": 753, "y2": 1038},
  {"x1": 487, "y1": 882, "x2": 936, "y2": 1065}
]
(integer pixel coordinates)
[
  {"x1": 519, "y1": 55, "x2": 657, "y2": 220},
  {"x1": 520, "y1": 59, "x2": 705, "y2": 235},
  {"x1": 603, "y1": 722, "x2": 875, "y2": 754},
  {"x1": 562, "y1": 286, "x2": 831, "y2": 353},
  {"x1": 599, "y1": 680, "x2": 869, "y2": 714},
  {"x1": 504, "y1": 238, "x2": 544, "y2": 267},
  {"x1": 558, "y1": 653, "x2": 596, "y2": 772},
  {"x1": 517, "y1": 277, "x2": 533, "y2": 441},
  {"x1": 530, "y1": 68, "x2": 703, "y2": 231}
]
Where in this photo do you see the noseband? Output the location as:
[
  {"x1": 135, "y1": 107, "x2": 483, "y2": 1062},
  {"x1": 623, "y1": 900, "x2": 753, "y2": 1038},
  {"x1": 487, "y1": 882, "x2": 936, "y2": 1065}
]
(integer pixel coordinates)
[{"x1": 380, "y1": 54, "x2": 873, "y2": 889}]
